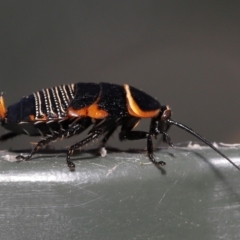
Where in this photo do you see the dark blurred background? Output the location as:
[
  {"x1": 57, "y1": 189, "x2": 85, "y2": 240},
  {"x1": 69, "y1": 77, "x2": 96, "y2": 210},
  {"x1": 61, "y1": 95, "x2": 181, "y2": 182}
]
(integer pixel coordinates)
[{"x1": 1, "y1": 1, "x2": 240, "y2": 152}]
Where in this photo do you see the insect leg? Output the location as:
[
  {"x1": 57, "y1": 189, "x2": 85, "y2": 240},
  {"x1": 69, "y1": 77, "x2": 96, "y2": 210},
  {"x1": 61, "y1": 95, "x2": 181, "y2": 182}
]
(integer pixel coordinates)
[
  {"x1": 16, "y1": 133, "x2": 61, "y2": 161},
  {"x1": 16, "y1": 119, "x2": 92, "y2": 162},
  {"x1": 149, "y1": 118, "x2": 174, "y2": 146},
  {"x1": 119, "y1": 117, "x2": 166, "y2": 166},
  {"x1": 101, "y1": 126, "x2": 118, "y2": 146},
  {"x1": 66, "y1": 118, "x2": 117, "y2": 171},
  {"x1": 96, "y1": 126, "x2": 118, "y2": 157},
  {"x1": 64, "y1": 118, "x2": 92, "y2": 138}
]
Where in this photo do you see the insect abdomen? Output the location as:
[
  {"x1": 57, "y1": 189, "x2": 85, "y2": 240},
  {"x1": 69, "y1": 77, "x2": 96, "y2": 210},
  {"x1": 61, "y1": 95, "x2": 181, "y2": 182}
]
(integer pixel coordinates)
[
  {"x1": 6, "y1": 95, "x2": 36, "y2": 123},
  {"x1": 33, "y1": 84, "x2": 75, "y2": 120}
]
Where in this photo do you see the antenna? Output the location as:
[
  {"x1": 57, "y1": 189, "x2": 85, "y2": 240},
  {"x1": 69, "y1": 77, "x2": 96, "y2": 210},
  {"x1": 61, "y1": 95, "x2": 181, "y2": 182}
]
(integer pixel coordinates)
[{"x1": 168, "y1": 119, "x2": 240, "y2": 171}]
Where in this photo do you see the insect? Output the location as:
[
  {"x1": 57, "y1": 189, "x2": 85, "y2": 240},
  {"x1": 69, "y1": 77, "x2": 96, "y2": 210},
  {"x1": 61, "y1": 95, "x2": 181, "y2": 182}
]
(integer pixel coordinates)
[{"x1": 0, "y1": 82, "x2": 239, "y2": 171}]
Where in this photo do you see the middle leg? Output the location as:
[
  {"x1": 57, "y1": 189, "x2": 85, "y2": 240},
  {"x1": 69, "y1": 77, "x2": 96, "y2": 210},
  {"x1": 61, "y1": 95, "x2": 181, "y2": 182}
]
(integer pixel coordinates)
[{"x1": 66, "y1": 118, "x2": 119, "y2": 171}]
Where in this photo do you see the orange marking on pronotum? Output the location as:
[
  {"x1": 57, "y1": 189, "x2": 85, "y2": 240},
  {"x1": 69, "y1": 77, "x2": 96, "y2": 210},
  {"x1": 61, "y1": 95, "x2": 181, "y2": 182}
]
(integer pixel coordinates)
[{"x1": 124, "y1": 84, "x2": 160, "y2": 118}]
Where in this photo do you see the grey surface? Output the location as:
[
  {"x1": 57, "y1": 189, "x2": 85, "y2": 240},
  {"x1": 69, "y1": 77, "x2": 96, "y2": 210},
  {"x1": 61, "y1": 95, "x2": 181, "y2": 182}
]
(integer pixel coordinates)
[
  {"x1": 1, "y1": 1, "x2": 240, "y2": 153},
  {"x1": 0, "y1": 145, "x2": 240, "y2": 240},
  {"x1": 1, "y1": 3, "x2": 240, "y2": 239}
]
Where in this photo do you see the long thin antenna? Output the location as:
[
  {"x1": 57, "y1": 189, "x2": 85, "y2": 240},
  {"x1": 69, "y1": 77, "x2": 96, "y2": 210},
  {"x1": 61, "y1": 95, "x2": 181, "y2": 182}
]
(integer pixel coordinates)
[{"x1": 168, "y1": 119, "x2": 240, "y2": 171}]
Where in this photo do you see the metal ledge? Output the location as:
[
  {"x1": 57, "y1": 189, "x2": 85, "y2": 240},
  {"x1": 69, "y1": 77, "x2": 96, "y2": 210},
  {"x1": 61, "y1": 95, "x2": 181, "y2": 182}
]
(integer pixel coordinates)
[{"x1": 0, "y1": 145, "x2": 240, "y2": 240}]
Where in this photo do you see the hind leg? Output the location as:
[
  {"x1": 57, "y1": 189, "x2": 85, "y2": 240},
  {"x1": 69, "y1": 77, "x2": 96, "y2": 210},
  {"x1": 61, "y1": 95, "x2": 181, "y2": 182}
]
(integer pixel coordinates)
[{"x1": 16, "y1": 119, "x2": 92, "y2": 161}]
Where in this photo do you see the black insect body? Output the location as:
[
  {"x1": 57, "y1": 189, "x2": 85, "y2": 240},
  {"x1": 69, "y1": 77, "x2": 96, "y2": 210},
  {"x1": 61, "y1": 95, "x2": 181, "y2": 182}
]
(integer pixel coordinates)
[{"x1": 0, "y1": 82, "x2": 239, "y2": 171}]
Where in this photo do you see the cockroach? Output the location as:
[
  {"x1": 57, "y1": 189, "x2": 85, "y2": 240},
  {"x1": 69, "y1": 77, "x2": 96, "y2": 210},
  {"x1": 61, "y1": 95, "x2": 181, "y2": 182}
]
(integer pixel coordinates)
[{"x1": 0, "y1": 82, "x2": 239, "y2": 171}]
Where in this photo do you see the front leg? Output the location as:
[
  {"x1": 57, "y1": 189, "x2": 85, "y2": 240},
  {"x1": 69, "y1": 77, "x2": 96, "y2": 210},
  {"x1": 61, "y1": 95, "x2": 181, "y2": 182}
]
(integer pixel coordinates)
[
  {"x1": 150, "y1": 118, "x2": 174, "y2": 147},
  {"x1": 119, "y1": 129, "x2": 166, "y2": 166}
]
